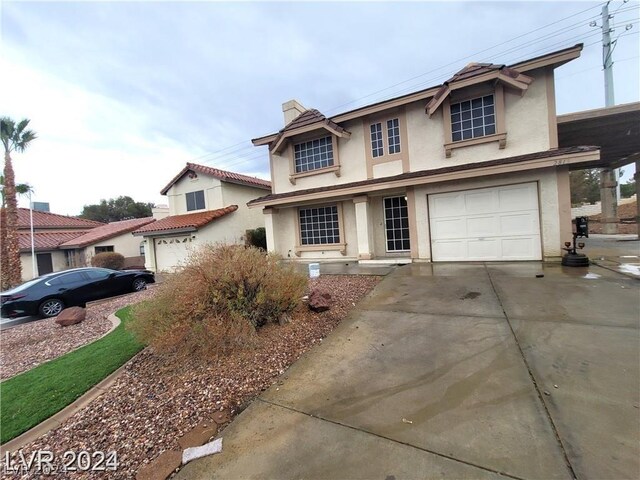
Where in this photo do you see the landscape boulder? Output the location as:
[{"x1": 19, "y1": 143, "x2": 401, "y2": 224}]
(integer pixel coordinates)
[
  {"x1": 308, "y1": 288, "x2": 332, "y2": 312},
  {"x1": 55, "y1": 306, "x2": 86, "y2": 327}
]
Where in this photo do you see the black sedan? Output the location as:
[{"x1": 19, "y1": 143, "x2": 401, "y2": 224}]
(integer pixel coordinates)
[{"x1": 0, "y1": 267, "x2": 155, "y2": 318}]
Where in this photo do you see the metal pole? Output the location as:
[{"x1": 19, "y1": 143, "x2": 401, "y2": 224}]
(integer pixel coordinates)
[
  {"x1": 29, "y1": 192, "x2": 36, "y2": 278},
  {"x1": 599, "y1": 1, "x2": 618, "y2": 234}
]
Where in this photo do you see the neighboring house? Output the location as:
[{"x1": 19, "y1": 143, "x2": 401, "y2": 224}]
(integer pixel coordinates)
[
  {"x1": 133, "y1": 162, "x2": 271, "y2": 272},
  {"x1": 58, "y1": 217, "x2": 156, "y2": 269},
  {"x1": 17, "y1": 208, "x2": 103, "y2": 281},
  {"x1": 249, "y1": 44, "x2": 602, "y2": 263}
]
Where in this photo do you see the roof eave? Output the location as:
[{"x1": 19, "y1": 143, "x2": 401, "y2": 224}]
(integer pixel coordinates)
[{"x1": 133, "y1": 226, "x2": 198, "y2": 237}]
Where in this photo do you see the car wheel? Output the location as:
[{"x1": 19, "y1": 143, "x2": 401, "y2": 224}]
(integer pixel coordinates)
[
  {"x1": 39, "y1": 298, "x2": 65, "y2": 318},
  {"x1": 132, "y1": 278, "x2": 147, "y2": 292}
]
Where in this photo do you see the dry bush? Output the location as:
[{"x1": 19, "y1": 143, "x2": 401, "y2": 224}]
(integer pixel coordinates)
[
  {"x1": 128, "y1": 244, "x2": 307, "y2": 357},
  {"x1": 91, "y1": 252, "x2": 125, "y2": 270}
]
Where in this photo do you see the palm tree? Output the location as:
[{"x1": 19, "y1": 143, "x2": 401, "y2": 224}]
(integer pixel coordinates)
[{"x1": 1, "y1": 117, "x2": 37, "y2": 289}]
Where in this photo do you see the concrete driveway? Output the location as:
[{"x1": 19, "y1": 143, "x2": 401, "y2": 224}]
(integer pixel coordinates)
[{"x1": 178, "y1": 262, "x2": 640, "y2": 480}]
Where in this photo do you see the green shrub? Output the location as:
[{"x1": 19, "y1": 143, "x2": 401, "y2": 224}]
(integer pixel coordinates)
[
  {"x1": 128, "y1": 244, "x2": 306, "y2": 357},
  {"x1": 91, "y1": 251, "x2": 125, "y2": 270},
  {"x1": 246, "y1": 227, "x2": 267, "y2": 250}
]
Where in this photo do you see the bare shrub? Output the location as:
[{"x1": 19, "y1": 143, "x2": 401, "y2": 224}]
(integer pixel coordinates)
[
  {"x1": 91, "y1": 252, "x2": 125, "y2": 270},
  {"x1": 128, "y1": 244, "x2": 307, "y2": 357}
]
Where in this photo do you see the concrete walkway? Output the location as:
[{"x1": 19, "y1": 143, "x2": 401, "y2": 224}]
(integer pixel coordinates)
[{"x1": 178, "y1": 262, "x2": 640, "y2": 480}]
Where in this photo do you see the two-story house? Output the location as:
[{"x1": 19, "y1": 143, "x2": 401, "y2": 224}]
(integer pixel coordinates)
[
  {"x1": 133, "y1": 162, "x2": 271, "y2": 272},
  {"x1": 249, "y1": 44, "x2": 601, "y2": 263}
]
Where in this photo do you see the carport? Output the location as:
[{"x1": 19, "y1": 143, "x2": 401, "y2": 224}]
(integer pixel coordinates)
[{"x1": 558, "y1": 102, "x2": 640, "y2": 236}]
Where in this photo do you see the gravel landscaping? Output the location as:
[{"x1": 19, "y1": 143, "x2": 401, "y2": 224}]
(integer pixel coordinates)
[
  {"x1": 2, "y1": 275, "x2": 381, "y2": 479},
  {"x1": 0, "y1": 288, "x2": 158, "y2": 381}
]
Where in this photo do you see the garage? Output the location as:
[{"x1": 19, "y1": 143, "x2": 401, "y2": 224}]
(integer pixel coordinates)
[
  {"x1": 154, "y1": 235, "x2": 197, "y2": 272},
  {"x1": 429, "y1": 182, "x2": 542, "y2": 261}
]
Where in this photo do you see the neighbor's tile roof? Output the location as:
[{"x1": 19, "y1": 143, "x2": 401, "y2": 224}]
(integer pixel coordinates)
[
  {"x1": 160, "y1": 163, "x2": 271, "y2": 195},
  {"x1": 18, "y1": 231, "x2": 87, "y2": 252},
  {"x1": 59, "y1": 217, "x2": 156, "y2": 248},
  {"x1": 133, "y1": 205, "x2": 238, "y2": 235},
  {"x1": 248, "y1": 146, "x2": 600, "y2": 206},
  {"x1": 17, "y1": 208, "x2": 104, "y2": 229}
]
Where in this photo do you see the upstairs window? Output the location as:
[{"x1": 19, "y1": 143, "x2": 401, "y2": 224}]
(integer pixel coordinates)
[
  {"x1": 186, "y1": 190, "x2": 205, "y2": 211},
  {"x1": 95, "y1": 245, "x2": 114, "y2": 254},
  {"x1": 451, "y1": 95, "x2": 495, "y2": 142},
  {"x1": 370, "y1": 123, "x2": 384, "y2": 157},
  {"x1": 294, "y1": 137, "x2": 334, "y2": 173},
  {"x1": 369, "y1": 117, "x2": 401, "y2": 157},
  {"x1": 387, "y1": 118, "x2": 401, "y2": 154}
]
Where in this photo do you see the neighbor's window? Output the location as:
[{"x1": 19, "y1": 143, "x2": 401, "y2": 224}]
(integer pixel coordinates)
[
  {"x1": 451, "y1": 95, "x2": 496, "y2": 142},
  {"x1": 95, "y1": 245, "x2": 114, "y2": 254},
  {"x1": 186, "y1": 190, "x2": 205, "y2": 211},
  {"x1": 294, "y1": 137, "x2": 334, "y2": 173},
  {"x1": 299, "y1": 205, "x2": 340, "y2": 245},
  {"x1": 370, "y1": 118, "x2": 401, "y2": 157},
  {"x1": 384, "y1": 196, "x2": 410, "y2": 252}
]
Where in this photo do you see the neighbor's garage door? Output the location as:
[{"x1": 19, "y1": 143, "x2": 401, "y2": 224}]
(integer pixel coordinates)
[
  {"x1": 154, "y1": 236, "x2": 196, "y2": 272},
  {"x1": 429, "y1": 183, "x2": 542, "y2": 261}
]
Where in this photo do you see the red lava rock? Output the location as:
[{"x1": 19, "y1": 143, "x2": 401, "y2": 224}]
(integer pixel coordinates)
[
  {"x1": 136, "y1": 450, "x2": 181, "y2": 480},
  {"x1": 212, "y1": 410, "x2": 231, "y2": 425},
  {"x1": 308, "y1": 288, "x2": 332, "y2": 312},
  {"x1": 178, "y1": 420, "x2": 219, "y2": 449},
  {"x1": 55, "y1": 306, "x2": 87, "y2": 327}
]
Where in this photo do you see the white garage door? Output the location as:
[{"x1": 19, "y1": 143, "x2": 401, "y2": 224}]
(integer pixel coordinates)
[
  {"x1": 154, "y1": 236, "x2": 197, "y2": 272},
  {"x1": 429, "y1": 183, "x2": 542, "y2": 261}
]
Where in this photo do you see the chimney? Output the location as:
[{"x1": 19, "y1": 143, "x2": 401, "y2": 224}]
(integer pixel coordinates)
[{"x1": 282, "y1": 100, "x2": 306, "y2": 125}]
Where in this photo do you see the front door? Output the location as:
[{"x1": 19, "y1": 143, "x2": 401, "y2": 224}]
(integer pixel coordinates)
[{"x1": 36, "y1": 253, "x2": 54, "y2": 276}]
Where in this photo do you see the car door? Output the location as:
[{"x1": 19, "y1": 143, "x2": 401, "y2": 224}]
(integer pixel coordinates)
[
  {"x1": 45, "y1": 271, "x2": 91, "y2": 306},
  {"x1": 81, "y1": 268, "x2": 114, "y2": 302}
]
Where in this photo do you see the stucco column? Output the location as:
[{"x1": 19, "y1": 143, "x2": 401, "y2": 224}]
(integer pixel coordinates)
[
  {"x1": 353, "y1": 196, "x2": 373, "y2": 260},
  {"x1": 263, "y1": 208, "x2": 278, "y2": 253},
  {"x1": 143, "y1": 237, "x2": 157, "y2": 273}
]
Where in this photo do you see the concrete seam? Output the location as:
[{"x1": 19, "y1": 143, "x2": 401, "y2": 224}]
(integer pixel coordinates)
[
  {"x1": 484, "y1": 263, "x2": 579, "y2": 480},
  {"x1": 589, "y1": 261, "x2": 640, "y2": 281},
  {"x1": 258, "y1": 398, "x2": 526, "y2": 480},
  {"x1": 360, "y1": 308, "x2": 507, "y2": 320}
]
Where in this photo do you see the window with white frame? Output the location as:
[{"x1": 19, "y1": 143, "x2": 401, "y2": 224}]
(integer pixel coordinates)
[
  {"x1": 450, "y1": 94, "x2": 495, "y2": 142},
  {"x1": 387, "y1": 118, "x2": 401, "y2": 154},
  {"x1": 299, "y1": 205, "x2": 340, "y2": 245},
  {"x1": 186, "y1": 190, "x2": 205, "y2": 211},
  {"x1": 370, "y1": 123, "x2": 384, "y2": 157},
  {"x1": 370, "y1": 117, "x2": 401, "y2": 157},
  {"x1": 384, "y1": 196, "x2": 410, "y2": 252},
  {"x1": 294, "y1": 137, "x2": 334, "y2": 173}
]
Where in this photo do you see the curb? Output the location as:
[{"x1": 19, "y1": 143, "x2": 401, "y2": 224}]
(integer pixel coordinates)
[{"x1": 0, "y1": 314, "x2": 139, "y2": 454}]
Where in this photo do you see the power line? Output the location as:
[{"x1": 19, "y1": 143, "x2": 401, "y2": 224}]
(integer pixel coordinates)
[{"x1": 189, "y1": 1, "x2": 638, "y2": 172}]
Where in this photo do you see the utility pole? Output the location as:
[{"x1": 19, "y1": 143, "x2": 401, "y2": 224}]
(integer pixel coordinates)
[{"x1": 599, "y1": 1, "x2": 618, "y2": 234}]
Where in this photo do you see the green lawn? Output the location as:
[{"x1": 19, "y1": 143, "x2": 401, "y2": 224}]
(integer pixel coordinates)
[{"x1": 1, "y1": 306, "x2": 145, "y2": 444}]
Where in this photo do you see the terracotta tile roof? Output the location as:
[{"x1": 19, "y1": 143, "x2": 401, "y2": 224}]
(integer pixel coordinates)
[
  {"x1": 133, "y1": 205, "x2": 238, "y2": 235},
  {"x1": 18, "y1": 231, "x2": 87, "y2": 252},
  {"x1": 17, "y1": 208, "x2": 104, "y2": 229},
  {"x1": 248, "y1": 146, "x2": 600, "y2": 206},
  {"x1": 59, "y1": 217, "x2": 156, "y2": 248},
  {"x1": 269, "y1": 109, "x2": 348, "y2": 150},
  {"x1": 160, "y1": 163, "x2": 271, "y2": 195}
]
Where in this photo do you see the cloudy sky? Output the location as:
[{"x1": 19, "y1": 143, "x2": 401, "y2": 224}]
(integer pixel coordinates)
[{"x1": 1, "y1": 0, "x2": 638, "y2": 216}]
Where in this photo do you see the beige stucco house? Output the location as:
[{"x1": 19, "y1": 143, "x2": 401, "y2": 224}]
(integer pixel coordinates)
[
  {"x1": 59, "y1": 217, "x2": 156, "y2": 269},
  {"x1": 249, "y1": 44, "x2": 601, "y2": 263},
  {"x1": 17, "y1": 208, "x2": 103, "y2": 281},
  {"x1": 133, "y1": 162, "x2": 271, "y2": 272}
]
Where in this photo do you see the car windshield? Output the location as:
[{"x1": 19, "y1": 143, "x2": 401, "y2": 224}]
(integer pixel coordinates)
[{"x1": 84, "y1": 268, "x2": 116, "y2": 280}]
